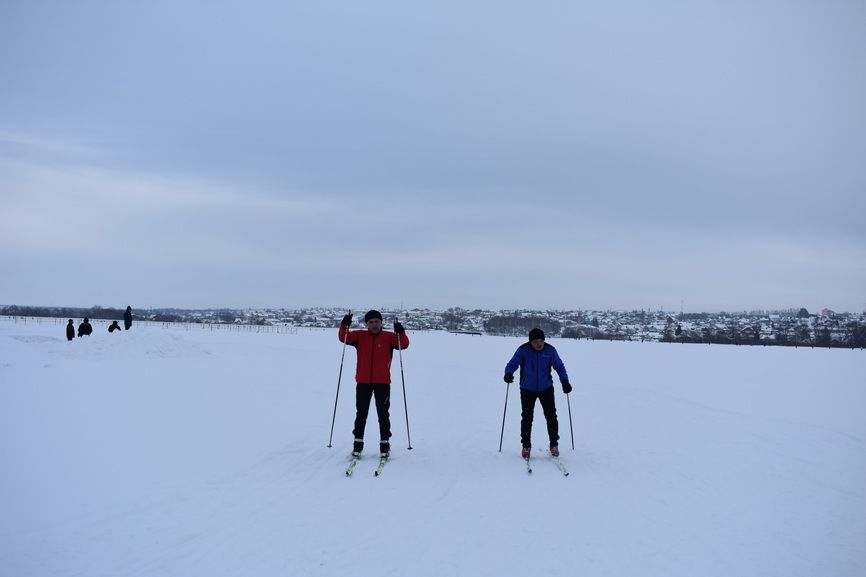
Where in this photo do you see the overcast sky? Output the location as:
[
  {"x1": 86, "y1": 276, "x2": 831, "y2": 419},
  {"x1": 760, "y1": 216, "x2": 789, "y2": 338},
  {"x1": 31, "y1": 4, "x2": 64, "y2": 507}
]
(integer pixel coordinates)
[{"x1": 1, "y1": 1, "x2": 864, "y2": 312}]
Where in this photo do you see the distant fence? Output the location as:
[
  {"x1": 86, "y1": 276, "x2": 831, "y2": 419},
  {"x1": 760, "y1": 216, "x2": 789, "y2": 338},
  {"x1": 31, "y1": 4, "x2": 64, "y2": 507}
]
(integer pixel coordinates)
[{"x1": 0, "y1": 315, "x2": 299, "y2": 334}]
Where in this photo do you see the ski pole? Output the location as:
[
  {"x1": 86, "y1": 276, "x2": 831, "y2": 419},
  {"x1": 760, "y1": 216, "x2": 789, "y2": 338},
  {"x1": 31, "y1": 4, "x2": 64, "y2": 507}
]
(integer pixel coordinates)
[
  {"x1": 566, "y1": 391, "x2": 574, "y2": 450},
  {"x1": 498, "y1": 381, "x2": 509, "y2": 452},
  {"x1": 327, "y1": 310, "x2": 351, "y2": 448},
  {"x1": 396, "y1": 317, "x2": 412, "y2": 450}
]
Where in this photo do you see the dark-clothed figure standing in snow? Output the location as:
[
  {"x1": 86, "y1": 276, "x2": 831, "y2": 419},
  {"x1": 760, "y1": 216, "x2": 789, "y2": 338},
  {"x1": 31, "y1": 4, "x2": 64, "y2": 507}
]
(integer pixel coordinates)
[
  {"x1": 66, "y1": 319, "x2": 75, "y2": 341},
  {"x1": 124, "y1": 306, "x2": 133, "y2": 330},
  {"x1": 108, "y1": 320, "x2": 122, "y2": 333},
  {"x1": 504, "y1": 328, "x2": 572, "y2": 458},
  {"x1": 77, "y1": 318, "x2": 93, "y2": 338},
  {"x1": 338, "y1": 310, "x2": 409, "y2": 458}
]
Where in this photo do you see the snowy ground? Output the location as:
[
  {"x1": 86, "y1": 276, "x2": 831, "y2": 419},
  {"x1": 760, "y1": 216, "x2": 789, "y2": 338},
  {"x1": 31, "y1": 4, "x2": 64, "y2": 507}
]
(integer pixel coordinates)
[{"x1": 1, "y1": 317, "x2": 864, "y2": 577}]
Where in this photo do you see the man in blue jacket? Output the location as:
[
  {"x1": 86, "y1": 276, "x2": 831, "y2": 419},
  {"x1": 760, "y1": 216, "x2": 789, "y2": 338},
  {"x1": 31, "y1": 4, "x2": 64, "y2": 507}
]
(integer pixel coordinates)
[{"x1": 504, "y1": 328, "x2": 572, "y2": 458}]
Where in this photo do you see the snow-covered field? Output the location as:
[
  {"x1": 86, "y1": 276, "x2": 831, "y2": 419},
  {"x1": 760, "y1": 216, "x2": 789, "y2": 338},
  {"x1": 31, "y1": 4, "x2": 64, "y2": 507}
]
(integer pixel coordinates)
[{"x1": 1, "y1": 317, "x2": 864, "y2": 577}]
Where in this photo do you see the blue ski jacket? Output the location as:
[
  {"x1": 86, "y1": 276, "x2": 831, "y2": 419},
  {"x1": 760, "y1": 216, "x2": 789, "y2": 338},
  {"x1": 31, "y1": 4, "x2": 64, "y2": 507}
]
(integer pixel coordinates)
[{"x1": 505, "y1": 342, "x2": 569, "y2": 392}]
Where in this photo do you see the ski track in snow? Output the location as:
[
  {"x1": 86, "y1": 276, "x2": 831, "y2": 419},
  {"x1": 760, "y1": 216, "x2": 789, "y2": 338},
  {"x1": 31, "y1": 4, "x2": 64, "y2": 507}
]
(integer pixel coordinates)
[{"x1": 1, "y1": 318, "x2": 865, "y2": 577}]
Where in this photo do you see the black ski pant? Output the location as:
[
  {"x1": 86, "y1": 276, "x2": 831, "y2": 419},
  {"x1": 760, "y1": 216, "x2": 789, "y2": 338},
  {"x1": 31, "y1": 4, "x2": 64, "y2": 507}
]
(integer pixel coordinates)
[
  {"x1": 353, "y1": 383, "x2": 391, "y2": 442},
  {"x1": 520, "y1": 386, "x2": 559, "y2": 448}
]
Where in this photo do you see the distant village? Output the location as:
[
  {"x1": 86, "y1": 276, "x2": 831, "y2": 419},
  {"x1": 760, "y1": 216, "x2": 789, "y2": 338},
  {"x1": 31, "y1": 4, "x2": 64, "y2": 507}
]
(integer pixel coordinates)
[{"x1": 3, "y1": 304, "x2": 865, "y2": 349}]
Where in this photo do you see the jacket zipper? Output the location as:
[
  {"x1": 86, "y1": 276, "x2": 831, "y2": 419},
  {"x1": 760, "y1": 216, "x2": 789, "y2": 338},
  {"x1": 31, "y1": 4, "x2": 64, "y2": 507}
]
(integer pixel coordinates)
[
  {"x1": 369, "y1": 332, "x2": 377, "y2": 383},
  {"x1": 533, "y1": 349, "x2": 541, "y2": 393}
]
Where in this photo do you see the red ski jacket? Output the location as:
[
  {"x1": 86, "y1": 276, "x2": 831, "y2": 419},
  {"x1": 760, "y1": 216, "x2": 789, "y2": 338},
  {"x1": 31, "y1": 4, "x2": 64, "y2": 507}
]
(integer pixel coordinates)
[{"x1": 338, "y1": 325, "x2": 409, "y2": 384}]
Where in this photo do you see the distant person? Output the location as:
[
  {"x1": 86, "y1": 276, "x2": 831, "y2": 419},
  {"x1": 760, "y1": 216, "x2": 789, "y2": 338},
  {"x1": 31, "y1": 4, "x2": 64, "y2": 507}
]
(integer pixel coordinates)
[
  {"x1": 108, "y1": 320, "x2": 121, "y2": 333},
  {"x1": 66, "y1": 319, "x2": 75, "y2": 341},
  {"x1": 503, "y1": 328, "x2": 571, "y2": 459},
  {"x1": 78, "y1": 318, "x2": 93, "y2": 338},
  {"x1": 124, "y1": 306, "x2": 133, "y2": 330},
  {"x1": 338, "y1": 310, "x2": 409, "y2": 458}
]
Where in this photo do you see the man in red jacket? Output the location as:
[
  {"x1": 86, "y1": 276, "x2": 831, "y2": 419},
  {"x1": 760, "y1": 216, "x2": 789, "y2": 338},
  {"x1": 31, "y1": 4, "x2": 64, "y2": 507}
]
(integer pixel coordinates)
[{"x1": 338, "y1": 309, "x2": 409, "y2": 458}]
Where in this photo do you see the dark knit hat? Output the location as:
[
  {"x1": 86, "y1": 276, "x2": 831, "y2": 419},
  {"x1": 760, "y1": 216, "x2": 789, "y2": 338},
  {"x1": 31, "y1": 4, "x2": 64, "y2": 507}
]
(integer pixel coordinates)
[
  {"x1": 364, "y1": 310, "x2": 383, "y2": 322},
  {"x1": 528, "y1": 328, "x2": 545, "y2": 341}
]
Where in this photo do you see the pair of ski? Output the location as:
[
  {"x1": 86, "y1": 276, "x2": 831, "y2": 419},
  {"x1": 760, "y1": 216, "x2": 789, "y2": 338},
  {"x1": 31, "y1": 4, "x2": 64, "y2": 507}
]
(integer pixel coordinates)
[
  {"x1": 524, "y1": 453, "x2": 570, "y2": 476},
  {"x1": 345, "y1": 454, "x2": 388, "y2": 477}
]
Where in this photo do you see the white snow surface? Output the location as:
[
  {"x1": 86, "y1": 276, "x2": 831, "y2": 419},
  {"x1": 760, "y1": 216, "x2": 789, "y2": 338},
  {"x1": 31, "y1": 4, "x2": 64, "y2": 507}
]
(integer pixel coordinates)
[{"x1": 1, "y1": 318, "x2": 865, "y2": 577}]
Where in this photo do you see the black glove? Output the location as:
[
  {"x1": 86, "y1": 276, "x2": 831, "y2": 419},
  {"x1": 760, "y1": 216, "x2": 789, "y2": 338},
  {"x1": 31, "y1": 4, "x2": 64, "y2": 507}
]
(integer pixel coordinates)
[
  {"x1": 341, "y1": 314, "x2": 353, "y2": 327},
  {"x1": 562, "y1": 380, "x2": 572, "y2": 394},
  {"x1": 504, "y1": 373, "x2": 514, "y2": 384},
  {"x1": 394, "y1": 321, "x2": 405, "y2": 334}
]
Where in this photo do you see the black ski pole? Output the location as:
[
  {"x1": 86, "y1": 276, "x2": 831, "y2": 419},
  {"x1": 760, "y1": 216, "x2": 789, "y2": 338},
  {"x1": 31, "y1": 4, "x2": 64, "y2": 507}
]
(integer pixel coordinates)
[
  {"x1": 396, "y1": 317, "x2": 412, "y2": 450},
  {"x1": 327, "y1": 310, "x2": 351, "y2": 448},
  {"x1": 498, "y1": 381, "x2": 509, "y2": 452},
  {"x1": 566, "y1": 391, "x2": 574, "y2": 450}
]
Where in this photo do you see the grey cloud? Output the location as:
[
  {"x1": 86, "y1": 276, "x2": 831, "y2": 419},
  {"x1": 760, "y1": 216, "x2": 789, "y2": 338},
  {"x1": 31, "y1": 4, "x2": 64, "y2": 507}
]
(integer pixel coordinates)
[{"x1": 1, "y1": 1, "x2": 864, "y2": 311}]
